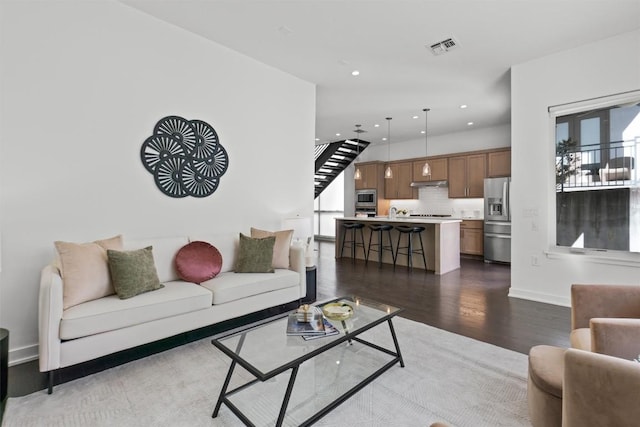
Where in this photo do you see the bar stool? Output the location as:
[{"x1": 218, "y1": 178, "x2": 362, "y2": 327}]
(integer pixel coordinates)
[
  {"x1": 340, "y1": 222, "x2": 367, "y2": 262},
  {"x1": 394, "y1": 225, "x2": 427, "y2": 270},
  {"x1": 366, "y1": 224, "x2": 395, "y2": 267}
]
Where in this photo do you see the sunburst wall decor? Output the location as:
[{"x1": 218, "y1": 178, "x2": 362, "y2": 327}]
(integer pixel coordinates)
[{"x1": 140, "y1": 116, "x2": 229, "y2": 198}]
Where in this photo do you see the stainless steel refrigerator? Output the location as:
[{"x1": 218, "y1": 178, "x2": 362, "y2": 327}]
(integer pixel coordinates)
[{"x1": 484, "y1": 177, "x2": 511, "y2": 263}]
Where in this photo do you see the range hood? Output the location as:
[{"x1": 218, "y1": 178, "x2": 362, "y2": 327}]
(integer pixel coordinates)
[{"x1": 410, "y1": 180, "x2": 448, "y2": 188}]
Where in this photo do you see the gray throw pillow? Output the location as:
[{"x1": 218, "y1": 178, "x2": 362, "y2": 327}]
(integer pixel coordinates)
[
  {"x1": 235, "y1": 233, "x2": 275, "y2": 273},
  {"x1": 107, "y1": 246, "x2": 163, "y2": 299}
]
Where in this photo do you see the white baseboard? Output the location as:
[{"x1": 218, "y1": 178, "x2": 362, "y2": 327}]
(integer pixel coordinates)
[
  {"x1": 9, "y1": 343, "x2": 38, "y2": 367},
  {"x1": 508, "y1": 288, "x2": 570, "y2": 307}
]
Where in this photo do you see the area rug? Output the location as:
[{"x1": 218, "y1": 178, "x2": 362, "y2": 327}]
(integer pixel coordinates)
[{"x1": 2, "y1": 316, "x2": 529, "y2": 427}]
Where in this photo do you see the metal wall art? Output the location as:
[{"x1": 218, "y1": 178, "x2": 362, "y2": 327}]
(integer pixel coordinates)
[{"x1": 141, "y1": 116, "x2": 229, "y2": 198}]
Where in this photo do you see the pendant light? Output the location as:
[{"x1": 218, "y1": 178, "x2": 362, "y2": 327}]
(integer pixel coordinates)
[
  {"x1": 353, "y1": 124, "x2": 363, "y2": 180},
  {"x1": 384, "y1": 117, "x2": 393, "y2": 179},
  {"x1": 422, "y1": 108, "x2": 431, "y2": 176}
]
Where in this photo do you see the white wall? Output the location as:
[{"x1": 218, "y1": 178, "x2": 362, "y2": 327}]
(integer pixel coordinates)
[
  {"x1": 510, "y1": 29, "x2": 640, "y2": 306},
  {"x1": 0, "y1": 1, "x2": 315, "y2": 363}
]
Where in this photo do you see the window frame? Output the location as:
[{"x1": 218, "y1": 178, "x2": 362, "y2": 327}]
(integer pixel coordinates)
[{"x1": 547, "y1": 90, "x2": 640, "y2": 264}]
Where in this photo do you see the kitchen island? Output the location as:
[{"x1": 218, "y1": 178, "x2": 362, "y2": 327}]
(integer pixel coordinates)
[{"x1": 335, "y1": 217, "x2": 461, "y2": 275}]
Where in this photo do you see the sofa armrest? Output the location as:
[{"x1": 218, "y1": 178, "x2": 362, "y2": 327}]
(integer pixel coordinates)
[
  {"x1": 571, "y1": 284, "x2": 640, "y2": 330},
  {"x1": 39, "y1": 264, "x2": 63, "y2": 372},
  {"x1": 289, "y1": 244, "x2": 306, "y2": 299},
  {"x1": 563, "y1": 349, "x2": 640, "y2": 427},
  {"x1": 590, "y1": 318, "x2": 640, "y2": 360}
]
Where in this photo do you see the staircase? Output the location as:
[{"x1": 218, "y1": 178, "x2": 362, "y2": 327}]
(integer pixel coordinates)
[{"x1": 315, "y1": 139, "x2": 370, "y2": 198}]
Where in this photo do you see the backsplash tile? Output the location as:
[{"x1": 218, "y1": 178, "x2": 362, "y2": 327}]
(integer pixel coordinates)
[{"x1": 389, "y1": 187, "x2": 484, "y2": 218}]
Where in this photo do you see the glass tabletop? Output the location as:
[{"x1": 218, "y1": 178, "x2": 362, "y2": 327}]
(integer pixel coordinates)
[{"x1": 213, "y1": 296, "x2": 401, "y2": 379}]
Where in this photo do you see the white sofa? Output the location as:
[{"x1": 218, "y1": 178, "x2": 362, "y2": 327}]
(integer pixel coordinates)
[{"x1": 39, "y1": 233, "x2": 306, "y2": 393}]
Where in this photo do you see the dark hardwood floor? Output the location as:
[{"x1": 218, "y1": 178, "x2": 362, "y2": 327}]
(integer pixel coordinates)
[
  {"x1": 316, "y1": 241, "x2": 571, "y2": 356},
  {"x1": 7, "y1": 241, "x2": 571, "y2": 398}
]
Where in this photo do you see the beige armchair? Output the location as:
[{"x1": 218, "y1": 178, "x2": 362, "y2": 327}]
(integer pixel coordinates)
[
  {"x1": 570, "y1": 284, "x2": 640, "y2": 360},
  {"x1": 563, "y1": 348, "x2": 640, "y2": 427},
  {"x1": 528, "y1": 346, "x2": 640, "y2": 427}
]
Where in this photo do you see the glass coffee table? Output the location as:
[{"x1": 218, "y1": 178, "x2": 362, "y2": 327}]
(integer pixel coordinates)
[{"x1": 211, "y1": 296, "x2": 404, "y2": 426}]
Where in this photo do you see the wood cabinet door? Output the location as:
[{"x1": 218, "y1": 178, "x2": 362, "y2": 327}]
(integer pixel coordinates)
[
  {"x1": 396, "y1": 162, "x2": 415, "y2": 199},
  {"x1": 467, "y1": 154, "x2": 487, "y2": 198},
  {"x1": 354, "y1": 163, "x2": 367, "y2": 189},
  {"x1": 355, "y1": 163, "x2": 379, "y2": 189},
  {"x1": 461, "y1": 228, "x2": 484, "y2": 255},
  {"x1": 460, "y1": 220, "x2": 484, "y2": 255},
  {"x1": 448, "y1": 156, "x2": 467, "y2": 198},
  {"x1": 487, "y1": 149, "x2": 511, "y2": 177},
  {"x1": 384, "y1": 164, "x2": 397, "y2": 199},
  {"x1": 428, "y1": 158, "x2": 448, "y2": 181}
]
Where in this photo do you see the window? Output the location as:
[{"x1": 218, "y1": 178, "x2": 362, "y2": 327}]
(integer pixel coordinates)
[
  {"x1": 314, "y1": 172, "x2": 344, "y2": 240},
  {"x1": 552, "y1": 92, "x2": 640, "y2": 253}
]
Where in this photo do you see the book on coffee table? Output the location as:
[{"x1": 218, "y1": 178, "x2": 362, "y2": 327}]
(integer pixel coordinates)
[
  {"x1": 286, "y1": 313, "x2": 325, "y2": 336},
  {"x1": 302, "y1": 318, "x2": 340, "y2": 341}
]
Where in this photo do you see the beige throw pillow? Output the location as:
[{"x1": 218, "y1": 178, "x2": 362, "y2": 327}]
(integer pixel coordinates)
[
  {"x1": 250, "y1": 227, "x2": 293, "y2": 269},
  {"x1": 55, "y1": 235, "x2": 123, "y2": 309}
]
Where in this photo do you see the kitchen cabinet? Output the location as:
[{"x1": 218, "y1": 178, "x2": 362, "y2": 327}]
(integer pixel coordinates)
[
  {"x1": 487, "y1": 149, "x2": 511, "y2": 177},
  {"x1": 412, "y1": 157, "x2": 448, "y2": 182},
  {"x1": 448, "y1": 153, "x2": 486, "y2": 198},
  {"x1": 460, "y1": 220, "x2": 484, "y2": 256},
  {"x1": 354, "y1": 162, "x2": 379, "y2": 190},
  {"x1": 384, "y1": 162, "x2": 416, "y2": 199}
]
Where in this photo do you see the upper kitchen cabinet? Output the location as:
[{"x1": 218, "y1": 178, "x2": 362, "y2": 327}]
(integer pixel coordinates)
[
  {"x1": 487, "y1": 148, "x2": 511, "y2": 177},
  {"x1": 354, "y1": 162, "x2": 382, "y2": 190},
  {"x1": 448, "y1": 153, "x2": 486, "y2": 198},
  {"x1": 384, "y1": 161, "x2": 417, "y2": 199},
  {"x1": 411, "y1": 157, "x2": 448, "y2": 182}
]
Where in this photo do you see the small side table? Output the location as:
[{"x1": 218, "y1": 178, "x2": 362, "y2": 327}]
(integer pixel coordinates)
[
  {"x1": 302, "y1": 266, "x2": 317, "y2": 304},
  {"x1": 0, "y1": 328, "x2": 8, "y2": 422}
]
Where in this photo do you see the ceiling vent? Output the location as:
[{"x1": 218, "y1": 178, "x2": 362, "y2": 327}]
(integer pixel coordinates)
[{"x1": 428, "y1": 37, "x2": 459, "y2": 56}]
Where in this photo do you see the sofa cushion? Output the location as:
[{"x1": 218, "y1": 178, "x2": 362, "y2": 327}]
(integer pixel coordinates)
[
  {"x1": 175, "y1": 241, "x2": 223, "y2": 283},
  {"x1": 60, "y1": 281, "x2": 213, "y2": 340},
  {"x1": 55, "y1": 235, "x2": 123, "y2": 309},
  {"x1": 108, "y1": 247, "x2": 163, "y2": 299},
  {"x1": 235, "y1": 233, "x2": 275, "y2": 273},
  {"x1": 250, "y1": 227, "x2": 293, "y2": 269},
  {"x1": 124, "y1": 236, "x2": 189, "y2": 283},
  {"x1": 200, "y1": 269, "x2": 299, "y2": 305}
]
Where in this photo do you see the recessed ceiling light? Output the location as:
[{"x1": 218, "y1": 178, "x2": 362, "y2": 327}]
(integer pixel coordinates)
[
  {"x1": 460, "y1": 104, "x2": 468, "y2": 109},
  {"x1": 374, "y1": 124, "x2": 380, "y2": 128},
  {"x1": 467, "y1": 122, "x2": 474, "y2": 126},
  {"x1": 336, "y1": 133, "x2": 341, "y2": 136},
  {"x1": 420, "y1": 130, "x2": 426, "y2": 134},
  {"x1": 412, "y1": 115, "x2": 419, "y2": 119},
  {"x1": 351, "y1": 70, "x2": 360, "y2": 76},
  {"x1": 382, "y1": 137, "x2": 387, "y2": 141},
  {"x1": 315, "y1": 138, "x2": 320, "y2": 141}
]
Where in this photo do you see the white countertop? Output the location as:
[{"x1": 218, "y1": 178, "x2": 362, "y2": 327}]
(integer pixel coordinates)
[{"x1": 338, "y1": 216, "x2": 462, "y2": 224}]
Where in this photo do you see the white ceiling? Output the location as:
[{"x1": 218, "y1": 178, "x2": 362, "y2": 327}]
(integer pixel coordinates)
[{"x1": 121, "y1": 0, "x2": 640, "y2": 146}]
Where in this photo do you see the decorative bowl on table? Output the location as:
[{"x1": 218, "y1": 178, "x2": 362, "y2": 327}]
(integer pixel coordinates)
[{"x1": 322, "y1": 302, "x2": 354, "y2": 321}]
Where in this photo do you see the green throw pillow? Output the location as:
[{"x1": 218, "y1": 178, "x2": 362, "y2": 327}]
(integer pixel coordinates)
[
  {"x1": 235, "y1": 233, "x2": 276, "y2": 273},
  {"x1": 107, "y1": 246, "x2": 163, "y2": 299}
]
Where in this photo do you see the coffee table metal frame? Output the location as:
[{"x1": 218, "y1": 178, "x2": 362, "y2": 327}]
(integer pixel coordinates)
[{"x1": 211, "y1": 296, "x2": 405, "y2": 427}]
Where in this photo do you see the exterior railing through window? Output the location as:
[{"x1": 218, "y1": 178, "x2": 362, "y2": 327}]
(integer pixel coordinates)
[{"x1": 556, "y1": 138, "x2": 640, "y2": 191}]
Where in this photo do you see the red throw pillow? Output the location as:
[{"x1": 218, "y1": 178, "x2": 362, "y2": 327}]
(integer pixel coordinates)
[{"x1": 175, "y1": 241, "x2": 222, "y2": 284}]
